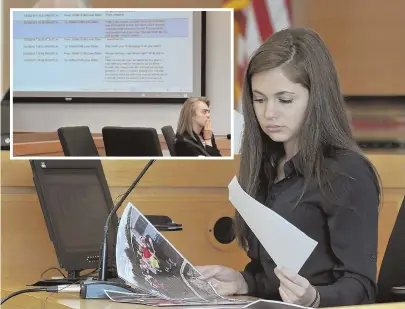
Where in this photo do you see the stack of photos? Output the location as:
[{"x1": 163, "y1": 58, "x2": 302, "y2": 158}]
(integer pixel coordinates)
[{"x1": 105, "y1": 202, "x2": 254, "y2": 307}]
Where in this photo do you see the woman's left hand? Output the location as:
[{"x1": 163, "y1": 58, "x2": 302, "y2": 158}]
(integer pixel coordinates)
[{"x1": 274, "y1": 267, "x2": 319, "y2": 307}]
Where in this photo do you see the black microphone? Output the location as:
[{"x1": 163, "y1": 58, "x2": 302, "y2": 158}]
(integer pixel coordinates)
[
  {"x1": 99, "y1": 159, "x2": 156, "y2": 282},
  {"x1": 80, "y1": 159, "x2": 168, "y2": 299},
  {"x1": 80, "y1": 159, "x2": 183, "y2": 299}
]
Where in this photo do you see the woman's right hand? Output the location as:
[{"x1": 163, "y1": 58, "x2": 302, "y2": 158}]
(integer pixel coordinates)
[
  {"x1": 203, "y1": 119, "x2": 213, "y2": 141},
  {"x1": 195, "y1": 265, "x2": 248, "y2": 296}
]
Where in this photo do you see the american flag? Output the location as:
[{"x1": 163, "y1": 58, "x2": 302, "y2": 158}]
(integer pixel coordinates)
[{"x1": 223, "y1": 0, "x2": 292, "y2": 110}]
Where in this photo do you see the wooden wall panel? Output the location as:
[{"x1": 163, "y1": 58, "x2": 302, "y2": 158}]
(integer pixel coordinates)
[
  {"x1": 1, "y1": 191, "x2": 248, "y2": 286},
  {"x1": 1, "y1": 151, "x2": 404, "y2": 287},
  {"x1": 1, "y1": 194, "x2": 61, "y2": 285},
  {"x1": 1, "y1": 152, "x2": 239, "y2": 187},
  {"x1": 291, "y1": 0, "x2": 405, "y2": 95},
  {"x1": 1, "y1": 151, "x2": 246, "y2": 288},
  {"x1": 377, "y1": 190, "x2": 404, "y2": 273}
]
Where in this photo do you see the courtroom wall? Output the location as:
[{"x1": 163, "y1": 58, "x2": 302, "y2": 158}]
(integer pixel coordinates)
[{"x1": 291, "y1": 0, "x2": 405, "y2": 95}]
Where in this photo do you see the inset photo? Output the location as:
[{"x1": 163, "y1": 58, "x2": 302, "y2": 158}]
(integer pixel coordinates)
[{"x1": 10, "y1": 8, "x2": 233, "y2": 159}]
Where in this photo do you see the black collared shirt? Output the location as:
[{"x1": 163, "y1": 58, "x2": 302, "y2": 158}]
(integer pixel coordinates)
[
  {"x1": 241, "y1": 151, "x2": 379, "y2": 307},
  {"x1": 174, "y1": 132, "x2": 221, "y2": 157}
]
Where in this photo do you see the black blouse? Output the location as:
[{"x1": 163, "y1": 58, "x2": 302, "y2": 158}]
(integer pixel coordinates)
[
  {"x1": 174, "y1": 132, "x2": 221, "y2": 157},
  {"x1": 241, "y1": 151, "x2": 379, "y2": 307}
]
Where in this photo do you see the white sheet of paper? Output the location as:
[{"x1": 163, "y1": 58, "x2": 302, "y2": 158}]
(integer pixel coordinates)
[
  {"x1": 233, "y1": 110, "x2": 244, "y2": 154},
  {"x1": 228, "y1": 177, "x2": 318, "y2": 273}
]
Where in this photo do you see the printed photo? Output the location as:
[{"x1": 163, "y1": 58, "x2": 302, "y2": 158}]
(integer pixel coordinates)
[{"x1": 116, "y1": 202, "x2": 251, "y2": 305}]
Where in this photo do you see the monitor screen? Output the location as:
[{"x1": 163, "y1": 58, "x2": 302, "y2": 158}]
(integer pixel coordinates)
[
  {"x1": 30, "y1": 159, "x2": 118, "y2": 273},
  {"x1": 12, "y1": 9, "x2": 205, "y2": 103}
]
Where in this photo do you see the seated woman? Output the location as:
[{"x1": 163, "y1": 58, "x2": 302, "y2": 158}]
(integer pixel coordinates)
[
  {"x1": 195, "y1": 27, "x2": 381, "y2": 308},
  {"x1": 174, "y1": 97, "x2": 221, "y2": 157}
]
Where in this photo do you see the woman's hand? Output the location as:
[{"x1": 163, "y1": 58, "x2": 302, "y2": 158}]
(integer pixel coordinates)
[
  {"x1": 195, "y1": 265, "x2": 248, "y2": 296},
  {"x1": 274, "y1": 267, "x2": 319, "y2": 307},
  {"x1": 203, "y1": 119, "x2": 213, "y2": 141}
]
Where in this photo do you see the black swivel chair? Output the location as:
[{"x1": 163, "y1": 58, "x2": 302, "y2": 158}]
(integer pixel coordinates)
[
  {"x1": 102, "y1": 126, "x2": 163, "y2": 157},
  {"x1": 161, "y1": 125, "x2": 176, "y2": 156},
  {"x1": 1, "y1": 89, "x2": 10, "y2": 150},
  {"x1": 57, "y1": 126, "x2": 99, "y2": 156},
  {"x1": 376, "y1": 196, "x2": 405, "y2": 303}
]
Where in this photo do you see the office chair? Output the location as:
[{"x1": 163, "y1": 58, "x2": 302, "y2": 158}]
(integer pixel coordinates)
[
  {"x1": 161, "y1": 125, "x2": 176, "y2": 156},
  {"x1": 57, "y1": 126, "x2": 99, "y2": 156},
  {"x1": 102, "y1": 126, "x2": 163, "y2": 157},
  {"x1": 376, "y1": 196, "x2": 405, "y2": 303},
  {"x1": 1, "y1": 89, "x2": 10, "y2": 150}
]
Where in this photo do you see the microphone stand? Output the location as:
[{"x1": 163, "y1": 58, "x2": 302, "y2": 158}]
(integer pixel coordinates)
[
  {"x1": 80, "y1": 159, "x2": 181, "y2": 299},
  {"x1": 98, "y1": 159, "x2": 155, "y2": 282}
]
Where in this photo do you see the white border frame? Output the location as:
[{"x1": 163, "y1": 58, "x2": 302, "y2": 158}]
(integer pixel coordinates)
[{"x1": 10, "y1": 8, "x2": 235, "y2": 161}]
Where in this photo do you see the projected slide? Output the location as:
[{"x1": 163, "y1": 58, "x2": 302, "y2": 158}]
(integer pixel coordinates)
[{"x1": 12, "y1": 10, "x2": 203, "y2": 99}]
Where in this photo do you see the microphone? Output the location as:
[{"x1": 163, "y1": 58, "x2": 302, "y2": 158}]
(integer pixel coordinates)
[
  {"x1": 81, "y1": 159, "x2": 182, "y2": 299},
  {"x1": 99, "y1": 159, "x2": 156, "y2": 282}
]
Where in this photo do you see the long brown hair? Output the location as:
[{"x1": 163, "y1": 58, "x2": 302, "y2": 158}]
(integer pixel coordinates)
[
  {"x1": 235, "y1": 27, "x2": 381, "y2": 250},
  {"x1": 176, "y1": 97, "x2": 210, "y2": 140}
]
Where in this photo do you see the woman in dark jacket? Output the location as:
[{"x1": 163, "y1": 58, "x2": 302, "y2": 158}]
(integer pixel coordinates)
[{"x1": 174, "y1": 97, "x2": 221, "y2": 157}]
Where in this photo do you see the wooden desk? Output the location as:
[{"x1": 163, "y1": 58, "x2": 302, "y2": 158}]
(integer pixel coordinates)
[
  {"x1": 1, "y1": 152, "x2": 404, "y2": 309},
  {"x1": 1, "y1": 285, "x2": 404, "y2": 309},
  {"x1": 12, "y1": 132, "x2": 232, "y2": 157}
]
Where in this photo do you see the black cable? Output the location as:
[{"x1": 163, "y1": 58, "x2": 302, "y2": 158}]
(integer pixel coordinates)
[
  {"x1": 77, "y1": 269, "x2": 98, "y2": 279},
  {"x1": 41, "y1": 279, "x2": 81, "y2": 309},
  {"x1": 40, "y1": 267, "x2": 66, "y2": 279},
  {"x1": 1, "y1": 287, "x2": 56, "y2": 305},
  {"x1": 2, "y1": 278, "x2": 86, "y2": 306}
]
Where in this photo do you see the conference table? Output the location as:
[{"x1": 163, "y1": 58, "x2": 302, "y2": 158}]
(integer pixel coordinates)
[
  {"x1": 1, "y1": 285, "x2": 404, "y2": 309},
  {"x1": 12, "y1": 132, "x2": 232, "y2": 157}
]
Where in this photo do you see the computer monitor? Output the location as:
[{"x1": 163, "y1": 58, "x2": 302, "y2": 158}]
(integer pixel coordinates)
[
  {"x1": 1, "y1": 89, "x2": 10, "y2": 150},
  {"x1": 30, "y1": 159, "x2": 118, "y2": 278}
]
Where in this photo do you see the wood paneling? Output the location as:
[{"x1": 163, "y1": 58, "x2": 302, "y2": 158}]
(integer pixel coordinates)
[
  {"x1": 291, "y1": 0, "x2": 405, "y2": 95},
  {"x1": 1, "y1": 151, "x2": 246, "y2": 289},
  {"x1": 1, "y1": 193, "x2": 61, "y2": 285},
  {"x1": 11, "y1": 132, "x2": 232, "y2": 157},
  {"x1": 1, "y1": 151, "x2": 404, "y2": 289},
  {"x1": 1, "y1": 191, "x2": 248, "y2": 285},
  {"x1": 377, "y1": 190, "x2": 404, "y2": 272},
  {"x1": 1, "y1": 151, "x2": 239, "y2": 187},
  {"x1": 366, "y1": 154, "x2": 405, "y2": 189}
]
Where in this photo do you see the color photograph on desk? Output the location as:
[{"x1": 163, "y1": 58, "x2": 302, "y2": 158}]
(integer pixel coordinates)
[
  {"x1": 114, "y1": 202, "x2": 251, "y2": 306},
  {"x1": 10, "y1": 7, "x2": 233, "y2": 159}
]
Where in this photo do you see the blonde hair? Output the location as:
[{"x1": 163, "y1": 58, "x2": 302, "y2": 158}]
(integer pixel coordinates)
[{"x1": 176, "y1": 97, "x2": 210, "y2": 140}]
